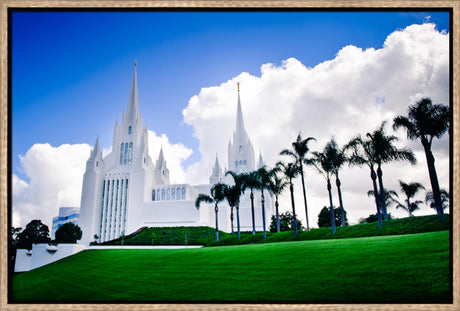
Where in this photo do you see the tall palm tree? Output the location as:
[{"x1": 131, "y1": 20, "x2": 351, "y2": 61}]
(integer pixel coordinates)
[
  {"x1": 280, "y1": 133, "x2": 316, "y2": 231},
  {"x1": 195, "y1": 183, "x2": 227, "y2": 242},
  {"x1": 225, "y1": 170, "x2": 244, "y2": 240},
  {"x1": 241, "y1": 171, "x2": 260, "y2": 235},
  {"x1": 256, "y1": 166, "x2": 272, "y2": 239},
  {"x1": 370, "y1": 122, "x2": 416, "y2": 221},
  {"x1": 393, "y1": 98, "x2": 450, "y2": 222},
  {"x1": 396, "y1": 181, "x2": 425, "y2": 217},
  {"x1": 276, "y1": 161, "x2": 300, "y2": 236},
  {"x1": 325, "y1": 138, "x2": 348, "y2": 227},
  {"x1": 346, "y1": 135, "x2": 383, "y2": 228},
  {"x1": 312, "y1": 141, "x2": 338, "y2": 234},
  {"x1": 224, "y1": 184, "x2": 239, "y2": 237},
  {"x1": 426, "y1": 189, "x2": 449, "y2": 212},
  {"x1": 268, "y1": 170, "x2": 288, "y2": 233}
]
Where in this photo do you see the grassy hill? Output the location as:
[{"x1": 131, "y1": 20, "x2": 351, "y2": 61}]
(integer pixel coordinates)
[
  {"x1": 12, "y1": 230, "x2": 450, "y2": 303},
  {"x1": 98, "y1": 214, "x2": 449, "y2": 247}
]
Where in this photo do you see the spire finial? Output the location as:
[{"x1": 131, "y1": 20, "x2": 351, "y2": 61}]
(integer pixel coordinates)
[
  {"x1": 134, "y1": 59, "x2": 137, "y2": 67},
  {"x1": 237, "y1": 82, "x2": 240, "y2": 93}
]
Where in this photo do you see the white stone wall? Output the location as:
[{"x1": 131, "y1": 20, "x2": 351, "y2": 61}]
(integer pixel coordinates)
[{"x1": 15, "y1": 243, "x2": 85, "y2": 272}]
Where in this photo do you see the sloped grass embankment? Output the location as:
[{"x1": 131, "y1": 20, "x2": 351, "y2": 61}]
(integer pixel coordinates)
[{"x1": 12, "y1": 230, "x2": 450, "y2": 303}]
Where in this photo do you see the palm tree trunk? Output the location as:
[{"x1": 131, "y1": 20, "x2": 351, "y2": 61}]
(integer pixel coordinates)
[
  {"x1": 371, "y1": 168, "x2": 383, "y2": 229},
  {"x1": 250, "y1": 190, "x2": 256, "y2": 234},
  {"x1": 327, "y1": 179, "x2": 336, "y2": 234},
  {"x1": 336, "y1": 175, "x2": 345, "y2": 227},
  {"x1": 261, "y1": 190, "x2": 266, "y2": 239},
  {"x1": 230, "y1": 207, "x2": 234, "y2": 236},
  {"x1": 299, "y1": 162, "x2": 310, "y2": 231},
  {"x1": 275, "y1": 198, "x2": 280, "y2": 233},
  {"x1": 407, "y1": 199, "x2": 412, "y2": 217},
  {"x1": 214, "y1": 203, "x2": 219, "y2": 242},
  {"x1": 236, "y1": 202, "x2": 241, "y2": 240},
  {"x1": 424, "y1": 145, "x2": 445, "y2": 222},
  {"x1": 289, "y1": 182, "x2": 298, "y2": 236},
  {"x1": 377, "y1": 165, "x2": 388, "y2": 221}
]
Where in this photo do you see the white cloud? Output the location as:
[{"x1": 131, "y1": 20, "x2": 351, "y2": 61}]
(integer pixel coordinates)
[
  {"x1": 12, "y1": 143, "x2": 92, "y2": 228},
  {"x1": 182, "y1": 23, "x2": 450, "y2": 225}
]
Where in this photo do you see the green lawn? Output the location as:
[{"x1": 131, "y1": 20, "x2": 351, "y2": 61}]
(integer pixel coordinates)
[{"x1": 11, "y1": 231, "x2": 451, "y2": 303}]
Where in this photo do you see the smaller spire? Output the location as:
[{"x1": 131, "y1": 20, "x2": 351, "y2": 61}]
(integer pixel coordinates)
[
  {"x1": 257, "y1": 150, "x2": 264, "y2": 169},
  {"x1": 237, "y1": 81, "x2": 240, "y2": 93},
  {"x1": 157, "y1": 145, "x2": 165, "y2": 166}
]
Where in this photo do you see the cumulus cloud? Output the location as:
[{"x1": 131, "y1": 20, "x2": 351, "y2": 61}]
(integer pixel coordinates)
[
  {"x1": 182, "y1": 23, "x2": 450, "y2": 225},
  {"x1": 12, "y1": 143, "x2": 91, "y2": 228}
]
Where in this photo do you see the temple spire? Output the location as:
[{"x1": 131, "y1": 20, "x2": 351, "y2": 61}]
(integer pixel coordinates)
[
  {"x1": 126, "y1": 61, "x2": 139, "y2": 123},
  {"x1": 235, "y1": 82, "x2": 248, "y2": 141}
]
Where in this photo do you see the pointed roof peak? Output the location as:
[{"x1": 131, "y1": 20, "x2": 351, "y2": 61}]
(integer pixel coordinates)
[
  {"x1": 126, "y1": 61, "x2": 139, "y2": 123},
  {"x1": 157, "y1": 145, "x2": 165, "y2": 165},
  {"x1": 235, "y1": 85, "x2": 248, "y2": 141}
]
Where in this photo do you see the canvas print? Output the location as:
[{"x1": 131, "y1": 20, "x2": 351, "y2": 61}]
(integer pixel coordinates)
[{"x1": 9, "y1": 9, "x2": 451, "y2": 304}]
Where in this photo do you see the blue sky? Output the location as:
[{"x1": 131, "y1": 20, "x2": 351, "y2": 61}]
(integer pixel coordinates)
[{"x1": 12, "y1": 10, "x2": 449, "y2": 181}]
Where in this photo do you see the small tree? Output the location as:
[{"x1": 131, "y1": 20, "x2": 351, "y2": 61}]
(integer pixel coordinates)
[
  {"x1": 317, "y1": 206, "x2": 348, "y2": 228},
  {"x1": 55, "y1": 222, "x2": 82, "y2": 243},
  {"x1": 17, "y1": 219, "x2": 51, "y2": 249},
  {"x1": 269, "y1": 211, "x2": 303, "y2": 233}
]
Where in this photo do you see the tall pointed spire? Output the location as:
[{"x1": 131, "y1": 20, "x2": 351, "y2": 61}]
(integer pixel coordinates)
[
  {"x1": 126, "y1": 60, "x2": 139, "y2": 123},
  {"x1": 235, "y1": 82, "x2": 248, "y2": 142},
  {"x1": 157, "y1": 145, "x2": 164, "y2": 166}
]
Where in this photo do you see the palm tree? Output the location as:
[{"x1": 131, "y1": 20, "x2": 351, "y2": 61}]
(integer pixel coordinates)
[
  {"x1": 280, "y1": 133, "x2": 316, "y2": 231},
  {"x1": 276, "y1": 161, "x2": 300, "y2": 236},
  {"x1": 426, "y1": 189, "x2": 449, "y2": 212},
  {"x1": 241, "y1": 171, "x2": 260, "y2": 235},
  {"x1": 224, "y1": 184, "x2": 239, "y2": 237},
  {"x1": 225, "y1": 170, "x2": 244, "y2": 240},
  {"x1": 396, "y1": 181, "x2": 425, "y2": 217},
  {"x1": 256, "y1": 166, "x2": 273, "y2": 239},
  {"x1": 393, "y1": 98, "x2": 450, "y2": 222},
  {"x1": 312, "y1": 141, "x2": 338, "y2": 234},
  {"x1": 367, "y1": 188, "x2": 399, "y2": 210},
  {"x1": 195, "y1": 183, "x2": 227, "y2": 242},
  {"x1": 369, "y1": 122, "x2": 416, "y2": 221},
  {"x1": 325, "y1": 138, "x2": 348, "y2": 227},
  {"x1": 346, "y1": 135, "x2": 383, "y2": 228},
  {"x1": 268, "y1": 170, "x2": 288, "y2": 233}
]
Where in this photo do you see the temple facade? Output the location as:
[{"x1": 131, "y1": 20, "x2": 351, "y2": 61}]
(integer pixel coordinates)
[{"x1": 78, "y1": 64, "x2": 273, "y2": 246}]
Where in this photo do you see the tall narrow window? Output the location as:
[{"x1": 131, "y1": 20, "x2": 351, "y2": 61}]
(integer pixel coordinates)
[
  {"x1": 171, "y1": 188, "x2": 175, "y2": 200},
  {"x1": 157, "y1": 189, "x2": 160, "y2": 201},
  {"x1": 124, "y1": 143, "x2": 128, "y2": 165},
  {"x1": 167, "y1": 188, "x2": 170, "y2": 200},
  {"x1": 120, "y1": 143, "x2": 124, "y2": 164},
  {"x1": 128, "y1": 142, "x2": 133, "y2": 164},
  {"x1": 181, "y1": 187, "x2": 186, "y2": 200},
  {"x1": 128, "y1": 125, "x2": 132, "y2": 135},
  {"x1": 161, "y1": 189, "x2": 165, "y2": 200},
  {"x1": 176, "y1": 187, "x2": 181, "y2": 200},
  {"x1": 152, "y1": 189, "x2": 156, "y2": 201}
]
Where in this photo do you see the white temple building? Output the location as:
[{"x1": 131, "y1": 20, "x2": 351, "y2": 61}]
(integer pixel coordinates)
[{"x1": 78, "y1": 63, "x2": 273, "y2": 246}]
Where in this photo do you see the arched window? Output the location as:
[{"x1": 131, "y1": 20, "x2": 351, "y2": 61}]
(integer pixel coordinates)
[
  {"x1": 171, "y1": 188, "x2": 175, "y2": 200},
  {"x1": 120, "y1": 143, "x2": 124, "y2": 164},
  {"x1": 161, "y1": 189, "x2": 165, "y2": 200},
  {"x1": 239, "y1": 145, "x2": 243, "y2": 154},
  {"x1": 128, "y1": 125, "x2": 132, "y2": 135},
  {"x1": 235, "y1": 160, "x2": 238, "y2": 168},
  {"x1": 167, "y1": 188, "x2": 170, "y2": 200},
  {"x1": 239, "y1": 160, "x2": 242, "y2": 166},
  {"x1": 157, "y1": 189, "x2": 160, "y2": 201},
  {"x1": 152, "y1": 189, "x2": 156, "y2": 201},
  {"x1": 181, "y1": 187, "x2": 186, "y2": 200}
]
